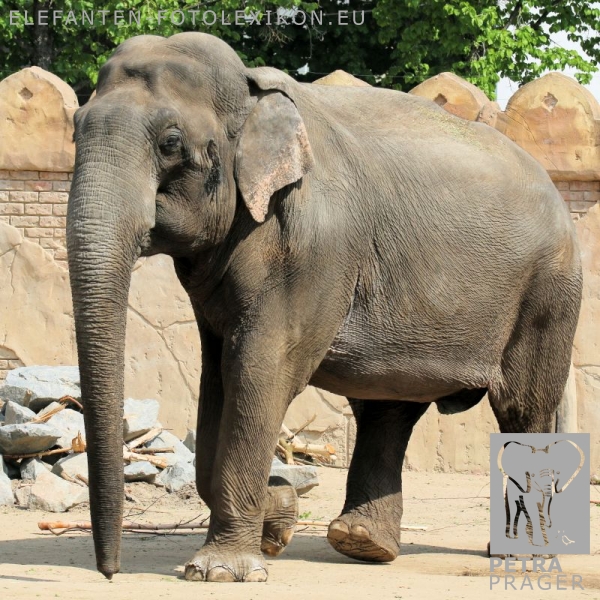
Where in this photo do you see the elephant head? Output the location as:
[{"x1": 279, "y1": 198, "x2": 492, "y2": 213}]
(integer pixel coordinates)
[
  {"x1": 500, "y1": 440, "x2": 584, "y2": 494},
  {"x1": 66, "y1": 33, "x2": 314, "y2": 578}
]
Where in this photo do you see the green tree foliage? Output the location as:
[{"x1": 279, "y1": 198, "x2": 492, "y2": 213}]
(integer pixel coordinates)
[
  {"x1": 0, "y1": 1, "x2": 598, "y2": 100},
  {"x1": 374, "y1": 0, "x2": 600, "y2": 97}
]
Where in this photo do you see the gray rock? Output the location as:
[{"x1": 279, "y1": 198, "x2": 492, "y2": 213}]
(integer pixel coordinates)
[
  {"x1": 26, "y1": 471, "x2": 89, "y2": 512},
  {"x1": 155, "y1": 460, "x2": 195, "y2": 492},
  {"x1": 0, "y1": 423, "x2": 61, "y2": 455},
  {"x1": 124, "y1": 461, "x2": 159, "y2": 483},
  {"x1": 52, "y1": 452, "x2": 88, "y2": 483},
  {"x1": 146, "y1": 430, "x2": 194, "y2": 463},
  {"x1": 123, "y1": 398, "x2": 160, "y2": 442},
  {"x1": 46, "y1": 409, "x2": 85, "y2": 449},
  {"x1": 0, "y1": 454, "x2": 8, "y2": 477},
  {"x1": 183, "y1": 429, "x2": 196, "y2": 453},
  {"x1": 0, "y1": 468, "x2": 13, "y2": 507},
  {"x1": 21, "y1": 457, "x2": 52, "y2": 480},
  {"x1": 14, "y1": 485, "x2": 31, "y2": 507},
  {"x1": 0, "y1": 366, "x2": 80, "y2": 412},
  {"x1": 269, "y1": 457, "x2": 319, "y2": 495},
  {"x1": 4, "y1": 401, "x2": 36, "y2": 425}
]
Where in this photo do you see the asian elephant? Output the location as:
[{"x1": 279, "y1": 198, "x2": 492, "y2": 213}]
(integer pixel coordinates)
[
  {"x1": 66, "y1": 32, "x2": 582, "y2": 582},
  {"x1": 500, "y1": 440, "x2": 584, "y2": 547}
]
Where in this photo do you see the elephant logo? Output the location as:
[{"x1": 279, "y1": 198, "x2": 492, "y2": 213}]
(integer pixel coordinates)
[
  {"x1": 489, "y1": 434, "x2": 590, "y2": 555},
  {"x1": 500, "y1": 440, "x2": 583, "y2": 547}
]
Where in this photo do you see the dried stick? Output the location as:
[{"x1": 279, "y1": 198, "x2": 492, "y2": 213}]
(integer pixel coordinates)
[
  {"x1": 123, "y1": 450, "x2": 169, "y2": 469},
  {"x1": 126, "y1": 427, "x2": 162, "y2": 451},
  {"x1": 59, "y1": 395, "x2": 83, "y2": 411},
  {"x1": 38, "y1": 518, "x2": 427, "y2": 535},
  {"x1": 277, "y1": 441, "x2": 295, "y2": 465},
  {"x1": 31, "y1": 404, "x2": 65, "y2": 423},
  {"x1": 4, "y1": 446, "x2": 71, "y2": 460},
  {"x1": 291, "y1": 414, "x2": 316, "y2": 437},
  {"x1": 135, "y1": 446, "x2": 174, "y2": 455}
]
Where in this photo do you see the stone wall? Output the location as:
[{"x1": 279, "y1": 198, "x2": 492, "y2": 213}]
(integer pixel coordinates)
[
  {"x1": 0, "y1": 64, "x2": 599, "y2": 474},
  {"x1": 558, "y1": 181, "x2": 600, "y2": 219},
  {"x1": 0, "y1": 171, "x2": 70, "y2": 268}
]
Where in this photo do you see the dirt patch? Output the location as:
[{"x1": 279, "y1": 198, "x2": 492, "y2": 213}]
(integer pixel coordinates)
[{"x1": 1, "y1": 471, "x2": 598, "y2": 600}]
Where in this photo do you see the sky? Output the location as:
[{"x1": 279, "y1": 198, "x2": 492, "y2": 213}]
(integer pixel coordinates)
[{"x1": 495, "y1": 30, "x2": 600, "y2": 109}]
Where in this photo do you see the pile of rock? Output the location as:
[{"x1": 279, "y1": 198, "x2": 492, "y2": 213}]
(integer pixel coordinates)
[{"x1": 0, "y1": 366, "x2": 319, "y2": 512}]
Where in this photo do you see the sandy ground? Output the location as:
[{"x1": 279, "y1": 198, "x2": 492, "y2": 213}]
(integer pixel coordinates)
[{"x1": 0, "y1": 470, "x2": 598, "y2": 600}]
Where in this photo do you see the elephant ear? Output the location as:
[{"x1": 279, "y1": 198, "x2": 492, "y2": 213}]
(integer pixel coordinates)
[
  {"x1": 549, "y1": 440, "x2": 584, "y2": 493},
  {"x1": 235, "y1": 71, "x2": 314, "y2": 223},
  {"x1": 500, "y1": 441, "x2": 532, "y2": 492}
]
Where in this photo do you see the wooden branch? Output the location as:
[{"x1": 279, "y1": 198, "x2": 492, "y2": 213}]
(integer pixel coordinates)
[
  {"x1": 31, "y1": 403, "x2": 65, "y2": 423},
  {"x1": 123, "y1": 449, "x2": 169, "y2": 469},
  {"x1": 277, "y1": 440, "x2": 295, "y2": 465},
  {"x1": 126, "y1": 427, "x2": 162, "y2": 451},
  {"x1": 280, "y1": 423, "x2": 336, "y2": 461},
  {"x1": 134, "y1": 446, "x2": 174, "y2": 455},
  {"x1": 59, "y1": 395, "x2": 83, "y2": 411},
  {"x1": 292, "y1": 414, "x2": 316, "y2": 437},
  {"x1": 280, "y1": 423, "x2": 295, "y2": 441},
  {"x1": 291, "y1": 440, "x2": 336, "y2": 458},
  {"x1": 4, "y1": 446, "x2": 71, "y2": 460},
  {"x1": 38, "y1": 518, "x2": 427, "y2": 535},
  {"x1": 39, "y1": 517, "x2": 210, "y2": 534}
]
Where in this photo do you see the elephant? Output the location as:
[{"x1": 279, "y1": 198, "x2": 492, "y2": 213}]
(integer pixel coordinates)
[
  {"x1": 500, "y1": 440, "x2": 584, "y2": 547},
  {"x1": 66, "y1": 32, "x2": 582, "y2": 583}
]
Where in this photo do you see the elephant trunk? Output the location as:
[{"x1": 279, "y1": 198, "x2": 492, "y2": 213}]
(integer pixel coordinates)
[{"x1": 67, "y1": 136, "x2": 155, "y2": 578}]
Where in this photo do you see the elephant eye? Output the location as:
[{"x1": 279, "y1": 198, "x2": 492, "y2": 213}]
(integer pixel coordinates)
[{"x1": 160, "y1": 133, "x2": 182, "y2": 156}]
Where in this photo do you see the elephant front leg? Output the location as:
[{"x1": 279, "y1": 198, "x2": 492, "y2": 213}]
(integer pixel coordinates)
[
  {"x1": 194, "y1": 326, "x2": 299, "y2": 560},
  {"x1": 185, "y1": 342, "x2": 304, "y2": 583}
]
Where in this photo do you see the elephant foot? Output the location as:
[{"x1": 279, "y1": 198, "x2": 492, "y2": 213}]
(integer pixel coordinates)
[
  {"x1": 184, "y1": 547, "x2": 268, "y2": 582},
  {"x1": 261, "y1": 483, "x2": 298, "y2": 557},
  {"x1": 327, "y1": 512, "x2": 399, "y2": 563}
]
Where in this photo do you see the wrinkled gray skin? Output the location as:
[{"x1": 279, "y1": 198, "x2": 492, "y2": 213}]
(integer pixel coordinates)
[
  {"x1": 502, "y1": 441, "x2": 583, "y2": 546},
  {"x1": 67, "y1": 33, "x2": 582, "y2": 582}
]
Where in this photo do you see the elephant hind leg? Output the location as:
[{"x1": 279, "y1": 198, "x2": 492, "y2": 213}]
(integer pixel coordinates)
[
  {"x1": 488, "y1": 272, "x2": 580, "y2": 434},
  {"x1": 327, "y1": 400, "x2": 429, "y2": 563}
]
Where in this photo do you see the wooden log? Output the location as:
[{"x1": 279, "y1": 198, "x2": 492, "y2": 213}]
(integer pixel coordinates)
[{"x1": 280, "y1": 423, "x2": 336, "y2": 460}]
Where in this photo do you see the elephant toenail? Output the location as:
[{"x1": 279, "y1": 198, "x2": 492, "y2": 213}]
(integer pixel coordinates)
[
  {"x1": 350, "y1": 525, "x2": 371, "y2": 540},
  {"x1": 328, "y1": 520, "x2": 350, "y2": 540},
  {"x1": 184, "y1": 563, "x2": 206, "y2": 581}
]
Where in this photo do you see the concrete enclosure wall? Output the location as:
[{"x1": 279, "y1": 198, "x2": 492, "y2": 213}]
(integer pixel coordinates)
[{"x1": 0, "y1": 65, "x2": 598, "y2": 475}]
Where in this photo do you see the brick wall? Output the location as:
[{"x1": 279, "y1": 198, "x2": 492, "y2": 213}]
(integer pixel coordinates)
[
  {"x1": 555, "y1": 180, "x2": 600, "y2": 219},
  {"x1": 0, "y1": 170, "x2": 71, "y2": 268},
  {"x1": 0, "y1": 347, "x2": 24, "y2": 381}
]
